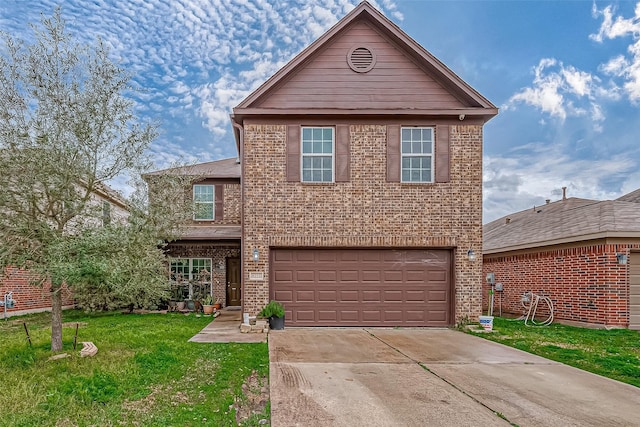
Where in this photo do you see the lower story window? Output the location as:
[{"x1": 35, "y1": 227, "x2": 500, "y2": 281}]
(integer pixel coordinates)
[{"x1": 169, "y1": 258, "x2": 212, "y2": 300}]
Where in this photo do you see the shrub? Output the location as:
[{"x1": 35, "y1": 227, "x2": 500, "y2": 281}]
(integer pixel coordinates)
[{"x1": 258, "y1": 300, "x2": 285, "y2": 318}]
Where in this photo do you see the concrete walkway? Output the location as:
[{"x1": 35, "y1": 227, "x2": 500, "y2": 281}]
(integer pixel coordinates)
[
  {"x1": 269, "y1": 328, "x2": 640, "y2": 426},
  {"x1": 189, "y1": 309, "x2": 266, "y2": 343}
]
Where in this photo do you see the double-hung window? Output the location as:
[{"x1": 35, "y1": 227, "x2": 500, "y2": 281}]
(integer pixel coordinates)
[
  {"x1": 301, "y1": 127, "x2": 334, "y2": 183},
  {"x1": 193, "y1": 184, "x2": 214, "y2": 220},
  {"x1": 401, "y1": 127, "x2": 433, "y2": 183},
  {"x1": 169, "y1": 258, "x2": 212, "y2": 300}
]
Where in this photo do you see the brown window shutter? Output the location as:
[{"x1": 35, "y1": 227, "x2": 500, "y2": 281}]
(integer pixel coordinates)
[
  {"x1": 335, "y1": 125, "x2": 350, "y2": 182},
  {"x1": 386, "y1": 125, "x2": 400, "y2": 182},
  {"x1": 435, "y1": 125, "x2": 450, "y2": 183},
  {"x1": 286, "y1": 125, "x2": 300, "y2": 182},
  {"x1": 215, "y1": 185, "x2": 224, "y2": 220}
]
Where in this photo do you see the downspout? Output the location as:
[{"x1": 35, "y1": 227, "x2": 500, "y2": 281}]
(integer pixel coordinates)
[{"x1": 231, "y1": 117, "x2": 245, "y2": 315}]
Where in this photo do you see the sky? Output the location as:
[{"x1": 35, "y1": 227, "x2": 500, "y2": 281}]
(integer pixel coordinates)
[{"x1": 1, "y1": 0, "x2": 640, "y2": 223}]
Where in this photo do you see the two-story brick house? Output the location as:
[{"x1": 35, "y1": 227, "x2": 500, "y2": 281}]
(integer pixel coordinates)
[
  {"x1": 145, "y1": 158, "x2": 243, "y2": 307},
  {"x1": 159, "y1": 2, "x2": 497, "y2": 325}
]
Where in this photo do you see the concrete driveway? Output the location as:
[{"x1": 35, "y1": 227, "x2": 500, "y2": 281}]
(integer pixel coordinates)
[{"x1": 269, "y1": 328, "x2": 640, "y2": 426}]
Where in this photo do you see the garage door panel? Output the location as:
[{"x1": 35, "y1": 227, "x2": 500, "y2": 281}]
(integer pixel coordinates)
[
  {"x1": 296, "y1": 290, "x2": 315, "y2": 302},
  {"x1": 271, "y1": 248, "x2": 451, "y2": 327},
  {"x1": 340, "y1": 310, "x2": 359, "y2": 321},
  {"x1": 383, "y1": 310, "x2": 403, "y2": 321},
  {"x1": 317, "y1": 251, "x2": 338, "y2": 262},
  {"x1": 274, "y1": 270, "x2": 293, "y2": 282},
  {"x1": 428, "y1": 290, "x2": 447, "y2": 302},
  {"x1": 274, "y1": 250, "x2": 293, "y2": 262},
  {"x1": 340, "y1": 270, "x2": 359, "y2": 281},
  {"x1": 384, "y1": 271, "x2": 403, "y2": 282},
  {"x1": 383, "y1": 290, "x2": 403, "y2": 302},
  {"x1": 295, "y1": 271, "x2": 315, "y2": 282},
  {"x1": 361, "y1": 251, "x2": 383, "y2": 262},
  {"x1": 294, "y1": 310, "x2": 315, "y2": 322},
  {"x1": 405, "y1": 290, "x2": 426, "y2": 302},
  {"x1": 274, "y1": 290, "x2": 293, "y2": 303},
  {"x1": 318, "y1": 310, "x2": 337, "y2": 321},
  {"x1": 362, "y1": 290, "x2": 382, "y2": 301},
  {"x1": 340, "y1": 290, "x2": 359, "y2": 301},
  {"x1": 362, "y1": 270, "x2": 381, "y2": 281},
  {"x1": 406, "y1": 270, "x2": 427, "y2": 281},
  {"x1": 318, "y1": 290, "x2": 337, "y2": 301},
  {"x1": 362, "y1": 310, "x2": 382, "y2": 321},
  {"x1": 318, "y1": 270, "x2": 337, "y2": 282},
  {"x1": 405, "y1": 310, "x2": 425, "y2": 321},
  {"x1": 428, "y1": 311, "x2": 448, "y2": 322},
  {"x1": 428, "y1": 270, "x2": 448, "y2": 282}
]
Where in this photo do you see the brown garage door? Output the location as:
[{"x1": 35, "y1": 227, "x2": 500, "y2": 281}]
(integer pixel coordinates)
[{"x1": 270, "y1": 248, "x2": 452, "y2": 327}]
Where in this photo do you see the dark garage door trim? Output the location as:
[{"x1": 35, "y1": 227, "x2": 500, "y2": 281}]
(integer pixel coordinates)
[{"x1": 270, "y1": 248, "x2": 453, "y2": 327}]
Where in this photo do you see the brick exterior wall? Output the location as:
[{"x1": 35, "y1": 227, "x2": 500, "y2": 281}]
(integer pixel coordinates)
[
  {"x1": 0, "y1": 267, "x2": 74, "y2": 318},
  {"x1": 223, "y1": 183, "x2": 241, "y2": 224},
  {"x1": 242, "y1": 122, "x2": 484, "y2": 323},
  {"x1": 483, "y1": 243, "x2": 639, "y2": 327}
]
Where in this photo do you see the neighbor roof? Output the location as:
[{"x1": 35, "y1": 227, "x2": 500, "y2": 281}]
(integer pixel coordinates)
[
  {"x1": 617, "y1": 188, "x2": 640, "y2": 203},
  {"x1": 484, "y1": 191, "x2": 640, "y2": 254},
  {"x1": 145, "y1": 157, "x2": 240, "y2": 179}
]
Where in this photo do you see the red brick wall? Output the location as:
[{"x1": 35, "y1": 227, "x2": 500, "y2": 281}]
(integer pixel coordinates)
[
  {"x1": 1, "y1": 267, "x2": 74, "y2": 317},
  {"x1": 242, "y1": 122, "x2": 484, "y2": 323},
  {"x1": 482, "y1": 243, "x2": 637, "y2": 327}
]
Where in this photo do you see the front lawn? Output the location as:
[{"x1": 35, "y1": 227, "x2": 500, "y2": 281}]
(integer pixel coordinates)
[
  {"x1": 469, "y1": 317, "x2": 640, "y2": 388},
  {"x1": 0, "y1": 310, "x2": 269, "y2": 426}
]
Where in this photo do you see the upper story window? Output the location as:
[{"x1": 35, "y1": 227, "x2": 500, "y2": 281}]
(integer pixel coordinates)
[
  {"x1": 301, "y1": 127, "x2": 334, "y2": 183},
  {"x1": 193, "y1": 184, "x2": 214, "y2": 220},
  {"x1": 401, "y1": 127, "x2": 434, "y2": 183}
]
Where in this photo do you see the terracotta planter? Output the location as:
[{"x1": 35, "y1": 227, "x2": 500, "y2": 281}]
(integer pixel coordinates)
[
  {"x1": 213, "y1": 303, "x2": 222, "y2": 310},
  {"x1": 203, "y1": 304, "x2": 215, "y2": 315}
]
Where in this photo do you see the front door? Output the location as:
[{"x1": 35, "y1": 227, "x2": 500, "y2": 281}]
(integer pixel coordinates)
[{"x1": 226, "y1": 257, "x2": 241, "y2": 306}]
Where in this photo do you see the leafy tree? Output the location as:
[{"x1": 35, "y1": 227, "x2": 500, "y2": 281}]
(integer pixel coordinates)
[{"x1": 0, "y1": 10, "x2": 191, "y2": 351}]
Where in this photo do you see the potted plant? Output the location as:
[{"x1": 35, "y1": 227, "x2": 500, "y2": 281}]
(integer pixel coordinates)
[
  {"x1": 213, "y1": 299, "x2": 222, "y2": 310},
  {"x1": 201, "y1": 294, "x2": 215, "y2": 315},
  {"x1": 259, "y1": 300, "x2": 285, "y2": 330}
]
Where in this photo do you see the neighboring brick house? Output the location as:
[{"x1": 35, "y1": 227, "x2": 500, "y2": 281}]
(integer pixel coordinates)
[
  {"x1": 0, "y1": 185, "x2": 128, "y2": 318},
  {"x1": 224, "y1": 1, "x2": 497, "y2": 326},
  {"x1": 483, "y1": 188, "x2": 640, "y2": 329}
]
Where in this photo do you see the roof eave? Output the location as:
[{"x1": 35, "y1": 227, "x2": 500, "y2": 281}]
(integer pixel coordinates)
[
  {"x1": 484, "y1": 230, "x2": 640, "y2": 254},
  {"x1": 232, "y1": 107, "x2": 499, "y2": 122}
]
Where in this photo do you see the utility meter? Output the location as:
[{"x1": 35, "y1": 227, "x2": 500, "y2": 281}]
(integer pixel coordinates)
[
  {"x1": 495, "y1": 283, "x2": 503, "y2": 292},
  {"x1": 486, "y1": 273, "x2": 495, "y2": 285}
]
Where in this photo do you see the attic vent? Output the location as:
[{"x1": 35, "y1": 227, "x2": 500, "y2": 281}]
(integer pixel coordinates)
[{"x1": 348, "y1": 46, "x2": 376, "y2": 73}]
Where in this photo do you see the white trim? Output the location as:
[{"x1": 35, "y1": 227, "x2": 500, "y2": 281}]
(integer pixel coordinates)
[
  {"x1": 300, "y1": 126, "x2": 335, "y2": 183},
  {"x1": 400, "y1": 126, "x2": 434, "y2": 183},
  {"x1": 193, "y1": 184, "x2": 215, "y2": 221}
]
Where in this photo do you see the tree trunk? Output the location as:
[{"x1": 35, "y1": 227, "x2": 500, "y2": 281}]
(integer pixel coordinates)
[{"x1": 51, "y1": 283, "x2": 63, "y2": 352}]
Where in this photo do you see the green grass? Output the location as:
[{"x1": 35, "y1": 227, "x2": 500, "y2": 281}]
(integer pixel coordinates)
[
  {"x1": 0, "y1": 310, "x2": 269, "y2": 426},
  {"x1": 469, "y1": 317, "x2": 640, "y2": 387}
]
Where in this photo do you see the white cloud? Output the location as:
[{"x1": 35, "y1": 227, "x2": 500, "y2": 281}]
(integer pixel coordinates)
[
  {"x1": 590, "y1": 2, "x2": 640, "y2": 103},
  {"x1": 483, "y1": 143, "x2": 638, "y2": 222},
  {"x1": 504, "y1": 58, "x2": 604, "y2": 130}
]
